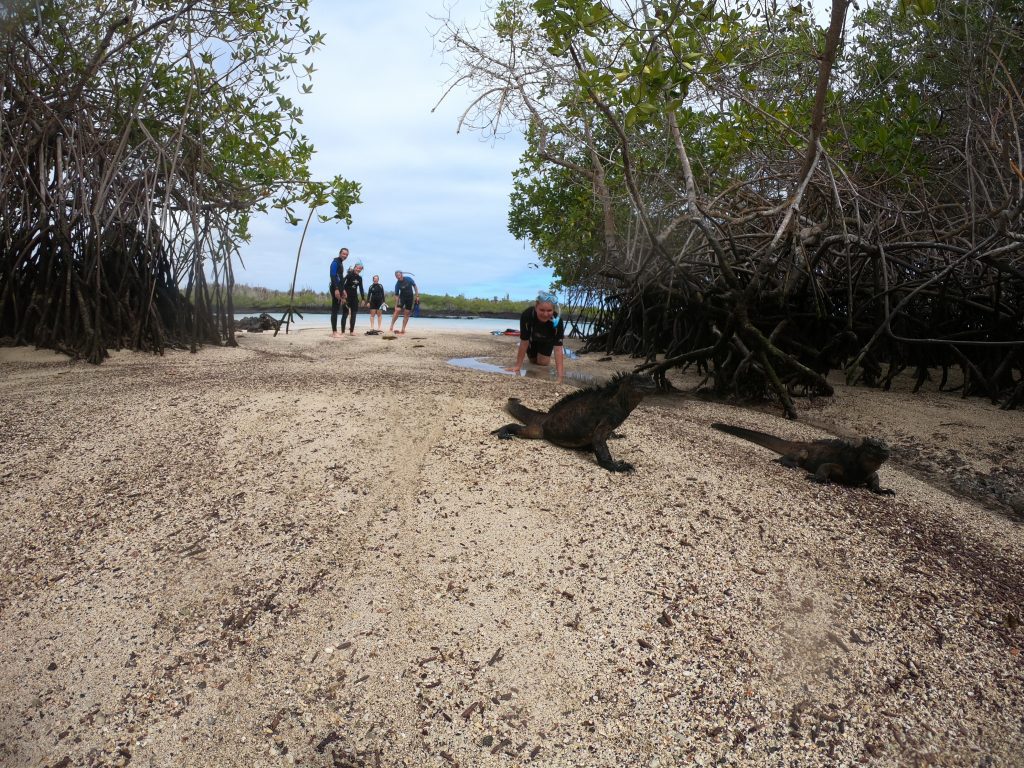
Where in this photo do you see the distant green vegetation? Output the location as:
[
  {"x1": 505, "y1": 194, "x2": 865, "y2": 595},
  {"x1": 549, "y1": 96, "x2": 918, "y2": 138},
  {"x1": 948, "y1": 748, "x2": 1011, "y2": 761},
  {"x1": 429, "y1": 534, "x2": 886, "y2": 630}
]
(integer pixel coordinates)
[{"x1": 233, "y1": 283, "x2": 529, "y2": 314}]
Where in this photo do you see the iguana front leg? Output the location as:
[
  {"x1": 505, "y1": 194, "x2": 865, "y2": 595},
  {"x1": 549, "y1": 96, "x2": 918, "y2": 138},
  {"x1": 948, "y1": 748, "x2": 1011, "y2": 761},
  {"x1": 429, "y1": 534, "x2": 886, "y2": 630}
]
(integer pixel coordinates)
[
  {"x1": 593, "y1": 430, "x2": 630, "y2": 473},
  {"x1": 594, "y1": 444, "x2": 633, "y2": 472},
  {"x1": 866, "y1": 472, "x2": 896, "y2": 496}
]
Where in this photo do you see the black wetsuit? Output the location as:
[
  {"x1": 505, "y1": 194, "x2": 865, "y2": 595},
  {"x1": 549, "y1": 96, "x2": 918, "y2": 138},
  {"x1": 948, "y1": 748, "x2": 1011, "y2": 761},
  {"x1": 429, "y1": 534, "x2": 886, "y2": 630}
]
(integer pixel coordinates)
[
  {"x1": 367, "y1": 282, "x2": 385, "y2": 310},
  {"x1": 394, "y1": 276, "x2": 417, "y2": 310},
  {"x1": 329, "y1": 255, "x2": 347, "y2": 332},
  {"x1": 341, "y1": 270, "x2": 365, "y2": 332},
  {"x1": 519, "y1": 305, "x2": 564, "y2": 361}
]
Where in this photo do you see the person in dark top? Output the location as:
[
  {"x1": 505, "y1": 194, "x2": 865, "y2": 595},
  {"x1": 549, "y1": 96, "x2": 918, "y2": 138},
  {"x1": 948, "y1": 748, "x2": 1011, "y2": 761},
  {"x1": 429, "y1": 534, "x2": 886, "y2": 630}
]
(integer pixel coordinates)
[
  {"x1": 388, "y1": 270, "x2": 419, "y2": 335},
  {"x1": 366, "y1": 275, "x2": 386, "y2": 333},
  {"x1": 329, "y1": 247, "x2": 349, "y2": 338},
  {"x1": 506, "y1": 291, "x2": 565, "y2": 383},
  {"x1": 340, "y1": 262, "x2": 365, "y2": 334}
]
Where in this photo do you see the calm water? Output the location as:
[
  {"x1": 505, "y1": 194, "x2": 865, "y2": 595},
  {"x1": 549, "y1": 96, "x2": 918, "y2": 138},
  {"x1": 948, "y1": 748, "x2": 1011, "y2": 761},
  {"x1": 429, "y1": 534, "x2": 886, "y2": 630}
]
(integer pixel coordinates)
[{"x1": 242, "y1": 312, "x2": 523, "y2": 334}]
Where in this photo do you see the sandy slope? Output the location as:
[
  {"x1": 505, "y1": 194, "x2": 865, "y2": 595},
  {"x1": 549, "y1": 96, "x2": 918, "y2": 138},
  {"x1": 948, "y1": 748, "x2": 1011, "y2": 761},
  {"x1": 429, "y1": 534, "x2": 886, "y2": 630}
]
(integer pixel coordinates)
[{"x1": 1, "y1": 328, "x2": 1022, "y2": 768}]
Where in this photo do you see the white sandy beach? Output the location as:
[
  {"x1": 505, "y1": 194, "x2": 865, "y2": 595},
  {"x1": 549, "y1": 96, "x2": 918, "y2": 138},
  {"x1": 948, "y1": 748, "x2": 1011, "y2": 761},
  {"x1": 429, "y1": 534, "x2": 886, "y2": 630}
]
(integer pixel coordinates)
[{"x1": 1, "y1": 326, "x2": 1022, "y2": 767}]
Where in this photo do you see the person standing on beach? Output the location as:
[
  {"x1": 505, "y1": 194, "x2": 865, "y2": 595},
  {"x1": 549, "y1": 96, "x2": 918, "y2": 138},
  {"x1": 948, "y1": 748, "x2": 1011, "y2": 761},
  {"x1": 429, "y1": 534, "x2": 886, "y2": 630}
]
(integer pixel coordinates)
[
  {"x1": 329, "y1": 247, "x2": 350, "y2": 338},
  {"x1": 388, "y1": 270, "x2": 419, "y2": 335},
  {"x1": 341, "y1": 262, "x2": 365, "y2": 335},
  {"x1": 366, "y1": 275, "x2": 386, "y2": 332},
  {"x1": 506, "y1": 291, "x2": 565, "y2": 384}
]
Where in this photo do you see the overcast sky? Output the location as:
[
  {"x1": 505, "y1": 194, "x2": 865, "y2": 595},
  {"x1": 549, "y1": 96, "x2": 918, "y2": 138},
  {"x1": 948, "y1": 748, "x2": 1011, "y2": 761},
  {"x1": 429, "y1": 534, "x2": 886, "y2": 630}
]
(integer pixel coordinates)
[{"x1": 235, "y1": 1, "x2": 554, "y2": 300}]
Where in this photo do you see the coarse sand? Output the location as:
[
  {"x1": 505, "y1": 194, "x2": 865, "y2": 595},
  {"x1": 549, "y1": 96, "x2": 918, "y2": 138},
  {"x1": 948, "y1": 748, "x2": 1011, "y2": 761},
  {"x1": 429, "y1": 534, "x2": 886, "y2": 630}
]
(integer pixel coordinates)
[{"x1": 1, "y1": 327, "x2": 1022, "y2": 767}]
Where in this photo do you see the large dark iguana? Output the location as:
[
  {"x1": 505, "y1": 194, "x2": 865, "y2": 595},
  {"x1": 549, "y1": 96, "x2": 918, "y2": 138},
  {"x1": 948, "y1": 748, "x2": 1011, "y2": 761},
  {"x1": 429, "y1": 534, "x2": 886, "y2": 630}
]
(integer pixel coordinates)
[
  {"x1": 492, "y1": 372, "x2": 658, "y2": 472},
  {"x1": 710, "y1": 422, "x2": 896, "y2": 495}
]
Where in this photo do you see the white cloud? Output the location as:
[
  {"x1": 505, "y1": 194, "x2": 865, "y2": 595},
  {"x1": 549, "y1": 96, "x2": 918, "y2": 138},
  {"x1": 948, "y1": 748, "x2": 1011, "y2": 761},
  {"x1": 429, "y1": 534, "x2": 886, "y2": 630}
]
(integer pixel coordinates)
[{"x1": 235, "y1": 0, "x2": 555, "y2": 300}]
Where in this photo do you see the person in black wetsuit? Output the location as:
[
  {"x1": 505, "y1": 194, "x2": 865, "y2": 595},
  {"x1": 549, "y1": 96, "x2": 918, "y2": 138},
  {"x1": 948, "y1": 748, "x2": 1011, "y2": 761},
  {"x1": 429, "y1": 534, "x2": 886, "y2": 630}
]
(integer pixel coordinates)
[
  {"x1": 506, "y1": 291, "x2": 565, "y2": 383},
  {"x1": 366, "y1": 275, "x2": 386, "y2": 332},
  {"x1": 329, "y1": 247, "x2": 349, "y2": 338},
  {"x1": 340, "y1": 262, "x2": 365, "y2": 334},
  {"x1": 387, "y1": 270, "x2": 419, "y2": 335}
]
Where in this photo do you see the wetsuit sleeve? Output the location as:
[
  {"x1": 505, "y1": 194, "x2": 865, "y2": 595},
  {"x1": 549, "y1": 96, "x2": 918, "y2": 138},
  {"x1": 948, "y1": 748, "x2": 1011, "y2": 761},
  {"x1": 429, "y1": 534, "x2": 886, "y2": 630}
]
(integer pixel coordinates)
[
  {"x1": 330, "y1": 260, "x2": 340, "y2": 290},
  {"x1": 519, "y1": 307, "x2": 532, "y2": 342},
  {"x1": 358, "y1": 275, "x2": 365, "y2": 300}
]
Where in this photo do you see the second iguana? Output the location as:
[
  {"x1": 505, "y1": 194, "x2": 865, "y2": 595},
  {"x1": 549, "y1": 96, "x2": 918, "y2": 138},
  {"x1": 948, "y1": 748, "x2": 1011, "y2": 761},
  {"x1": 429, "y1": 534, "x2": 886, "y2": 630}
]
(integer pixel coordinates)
[
  {"x1": 493, "y1": 372, "x2": 658, "y2": 472},
  {"x1": 710, "y1": 422, "x2": 896, "y2": 495}
]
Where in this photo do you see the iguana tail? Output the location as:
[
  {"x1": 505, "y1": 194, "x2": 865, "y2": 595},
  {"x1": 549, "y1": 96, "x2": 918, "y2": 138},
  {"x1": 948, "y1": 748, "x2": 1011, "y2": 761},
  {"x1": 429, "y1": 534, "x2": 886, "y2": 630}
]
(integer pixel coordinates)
[
  {"x1": 710, "y1": 422, "x2": 799, "y2": 456},
  {"x1": 505, "y1": 397, "x2": 546, "y2": 427}
]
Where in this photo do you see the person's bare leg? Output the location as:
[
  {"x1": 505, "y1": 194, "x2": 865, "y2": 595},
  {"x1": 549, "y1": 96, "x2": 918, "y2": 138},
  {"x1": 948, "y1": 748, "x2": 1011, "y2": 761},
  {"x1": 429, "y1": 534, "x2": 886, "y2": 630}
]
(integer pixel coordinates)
[{"x1": 399, "y1": 310, "x2": 411, "y2": 334}]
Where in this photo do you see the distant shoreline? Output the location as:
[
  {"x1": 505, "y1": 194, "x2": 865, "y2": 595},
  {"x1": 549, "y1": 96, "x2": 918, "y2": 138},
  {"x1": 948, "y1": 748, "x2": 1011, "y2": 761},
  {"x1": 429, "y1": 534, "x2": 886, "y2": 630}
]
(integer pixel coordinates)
[{"x1": 234, "y1": 307, "x2": 523, "y2": 321}]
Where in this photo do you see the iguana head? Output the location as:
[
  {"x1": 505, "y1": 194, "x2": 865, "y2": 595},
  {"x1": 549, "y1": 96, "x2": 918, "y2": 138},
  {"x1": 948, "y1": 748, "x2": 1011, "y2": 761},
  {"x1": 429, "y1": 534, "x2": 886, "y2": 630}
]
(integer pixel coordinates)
[
  {"x1": 858, "y1": 437, "x2": 890, "y2": 469},
  {"x1": 612, "y1": 372, "x2": 659, "y2": 396}
]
